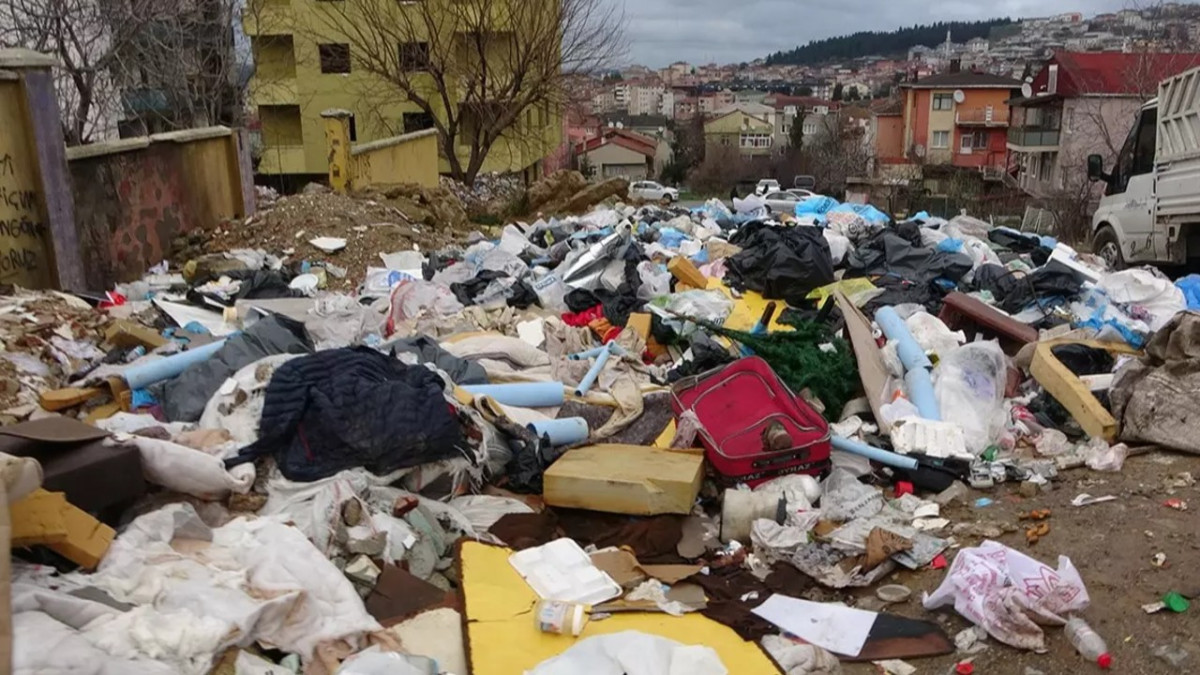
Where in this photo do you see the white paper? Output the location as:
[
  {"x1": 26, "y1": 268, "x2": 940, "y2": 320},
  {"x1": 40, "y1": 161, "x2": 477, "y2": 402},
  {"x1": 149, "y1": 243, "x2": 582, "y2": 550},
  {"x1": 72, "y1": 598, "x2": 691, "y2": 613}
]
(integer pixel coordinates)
[
  {"x1": 751, "y1": 594, "x2": 876, "y2": 657},
  {"x1": 309, "y1": 236, "x2": 347, "y2": 252},
  {"x1": 516, "y1": 319, "x2": 546, "y2": 347}
]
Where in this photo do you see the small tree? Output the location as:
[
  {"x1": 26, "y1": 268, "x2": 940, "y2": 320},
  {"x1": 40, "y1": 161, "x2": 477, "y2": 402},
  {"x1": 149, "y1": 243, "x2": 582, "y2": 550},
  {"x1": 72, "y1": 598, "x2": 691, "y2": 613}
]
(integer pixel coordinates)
[
  {"x1": 302, "y1": 0, "x2": 625, "y2": 184},
  {"x1": 577, "y1": 153, "x2": 595, "y2": 179},
  {"x1": 788, "y1": 109, "x2": 806, "y2": 149},
  {"x1": 831, "y1": 82, "x2": 844, "y2": 101}
]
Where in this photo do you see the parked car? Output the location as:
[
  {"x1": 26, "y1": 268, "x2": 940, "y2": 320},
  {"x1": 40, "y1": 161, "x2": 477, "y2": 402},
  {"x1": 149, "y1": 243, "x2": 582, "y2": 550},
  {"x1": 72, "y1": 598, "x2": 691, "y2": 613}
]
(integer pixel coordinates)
[
  {"x1": 786, "y1": 188, "x2": 818, "y2": 200},
  {"x1": 754, "y1": 179, "x2": 781, "y2": 196},
  {"x1": 629, "y1": 180, "x2": 679, "y2": 203},
  {"x1": 762, "y1": 190, "x2": 810, "y2": 213},
  {"x1": 793, "y1": 175, "x2": 816, "y2": 190}
]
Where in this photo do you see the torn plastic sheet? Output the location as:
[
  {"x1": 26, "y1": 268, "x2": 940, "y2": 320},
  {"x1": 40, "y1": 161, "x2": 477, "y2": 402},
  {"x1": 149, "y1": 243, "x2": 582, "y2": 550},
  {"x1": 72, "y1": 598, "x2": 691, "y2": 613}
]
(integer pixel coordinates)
[
  {"x1": 923, "y1": 540, "x2": 1089, "y2": 652},
  {"x1": 526, "y1": 630, "x2": 728, "y2": 675}
]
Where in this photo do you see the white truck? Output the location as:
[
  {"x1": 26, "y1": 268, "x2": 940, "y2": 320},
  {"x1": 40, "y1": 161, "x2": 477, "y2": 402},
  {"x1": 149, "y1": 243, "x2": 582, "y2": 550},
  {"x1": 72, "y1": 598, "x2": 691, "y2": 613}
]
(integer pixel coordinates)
[{"x1": 1087, "y1": 65, "x2": 1200, "y2": 268}]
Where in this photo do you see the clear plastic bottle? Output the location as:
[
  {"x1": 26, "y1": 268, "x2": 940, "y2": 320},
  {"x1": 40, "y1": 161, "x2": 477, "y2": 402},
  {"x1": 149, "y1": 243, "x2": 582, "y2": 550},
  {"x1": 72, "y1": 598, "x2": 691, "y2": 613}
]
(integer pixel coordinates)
[{"x1": 1065, "y1": 616, "x2": 1112, "y2": 669}]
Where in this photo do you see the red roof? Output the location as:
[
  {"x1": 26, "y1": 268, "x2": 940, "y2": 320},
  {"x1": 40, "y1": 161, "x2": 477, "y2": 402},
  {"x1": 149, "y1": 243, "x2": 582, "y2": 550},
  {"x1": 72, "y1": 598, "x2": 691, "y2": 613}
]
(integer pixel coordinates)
[
  {"x1": 1041, "y1": 51, "x2": 1200, "y2": 97},
  {"x1": 575, "y1": 128, "x2": 656, "y2": 158}
]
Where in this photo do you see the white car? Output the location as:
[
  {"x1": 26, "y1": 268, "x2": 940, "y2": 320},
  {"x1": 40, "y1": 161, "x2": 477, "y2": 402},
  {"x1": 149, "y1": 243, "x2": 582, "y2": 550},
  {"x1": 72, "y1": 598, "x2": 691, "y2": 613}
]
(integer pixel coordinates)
[
  {"x1": 786, "y1": 188, "x2": 818, "y2": 200},
  {"x1": 629, "y1": 180, "x2": 679, "y2": 203},
  {"x1": 762, "y1": 190, "x2": 811, "y2": 213},
  {"x1": 754, "y1": 179, "x2": 781, "y2": 196}
]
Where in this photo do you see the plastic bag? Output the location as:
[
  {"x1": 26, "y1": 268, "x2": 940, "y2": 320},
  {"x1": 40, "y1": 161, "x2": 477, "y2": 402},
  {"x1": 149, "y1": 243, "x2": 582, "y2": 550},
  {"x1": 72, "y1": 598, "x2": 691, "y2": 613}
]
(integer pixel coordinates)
[
  {"x1": 1177, "y1": 273, "x2": 1200, "y2": 310},
  {"x1": 923, "y1": 540, "x2": 1089, "y2": 651},
  {"x1": 819, "y1": 468, "x2": 884, "y2": 522},
  {"x1": 636, "y1": 261, "x2": 671, "y2": 301},
  {"x1": 795, "y1": 196, "x2": 839, "y2": 217},
  {"x1": 337, "y1": 648, "x2": 435, "y2": 675},
  {"x1": 1085, "y1": 441, "x2": 1128, "y2": 472},
  {"x1": 932, "y1": 341, "x2": 1008, "y2": 454},
  {"x1": 733, "y1": 194, "x2": 767, "y2": 215},
  {"x1": 1099, "y1": 268, "x2": 1186, "y2": 332},
  {"x1": 822, "y1": 229, "x2": 852, "y2": 265}
]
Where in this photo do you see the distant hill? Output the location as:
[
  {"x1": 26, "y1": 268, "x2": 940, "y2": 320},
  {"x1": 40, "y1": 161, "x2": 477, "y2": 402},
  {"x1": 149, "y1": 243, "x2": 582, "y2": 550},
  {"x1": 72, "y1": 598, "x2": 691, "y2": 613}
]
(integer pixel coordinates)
[{"x1": 765, "y1": 19, "x2": 1015, "y2": 66}]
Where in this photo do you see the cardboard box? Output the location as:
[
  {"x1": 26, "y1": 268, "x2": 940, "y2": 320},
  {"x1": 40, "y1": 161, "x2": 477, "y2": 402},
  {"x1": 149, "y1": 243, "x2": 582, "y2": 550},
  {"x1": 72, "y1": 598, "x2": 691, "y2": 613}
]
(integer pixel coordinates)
[
  {"x1": 543, "y1": 444, "x2": 704, "y2": 515},
  {"x1": 47, "y1": 500, "x2": 115, "y2": 570},
  {"x1": 668, "y1": 256, "x2": 707, "y2": 289}
]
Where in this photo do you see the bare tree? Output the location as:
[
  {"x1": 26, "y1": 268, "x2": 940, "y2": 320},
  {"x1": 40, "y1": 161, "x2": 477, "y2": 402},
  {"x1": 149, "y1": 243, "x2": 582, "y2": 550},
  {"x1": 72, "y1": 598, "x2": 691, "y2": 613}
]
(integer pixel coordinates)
[{"x1": 292, "y1": 0, "x2": 624, "y2": 185}]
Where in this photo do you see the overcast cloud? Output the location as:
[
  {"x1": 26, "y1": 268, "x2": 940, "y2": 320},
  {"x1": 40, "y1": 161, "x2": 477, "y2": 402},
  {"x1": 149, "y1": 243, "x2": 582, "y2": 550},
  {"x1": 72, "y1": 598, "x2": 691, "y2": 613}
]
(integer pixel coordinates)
[{"x1": 622, "y1": 0, "x2": 1131, "y2": 67}]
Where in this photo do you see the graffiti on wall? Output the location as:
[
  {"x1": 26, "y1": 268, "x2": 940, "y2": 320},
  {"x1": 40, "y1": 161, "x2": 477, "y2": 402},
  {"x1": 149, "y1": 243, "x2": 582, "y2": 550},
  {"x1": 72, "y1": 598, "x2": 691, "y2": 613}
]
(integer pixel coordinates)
[{"x1": 0, "y1": 152, "x2": 48, "y2": 284}]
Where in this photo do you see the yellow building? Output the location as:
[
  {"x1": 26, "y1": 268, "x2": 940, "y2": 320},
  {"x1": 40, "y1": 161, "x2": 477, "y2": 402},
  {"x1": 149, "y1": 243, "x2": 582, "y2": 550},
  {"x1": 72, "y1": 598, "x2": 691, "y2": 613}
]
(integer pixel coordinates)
[
  {"x1": 244, "y1": 0, "x2": 561, "y2": 182},
  {"x1": 703, "y1": 105, "x2": 776, "y2": 157}
]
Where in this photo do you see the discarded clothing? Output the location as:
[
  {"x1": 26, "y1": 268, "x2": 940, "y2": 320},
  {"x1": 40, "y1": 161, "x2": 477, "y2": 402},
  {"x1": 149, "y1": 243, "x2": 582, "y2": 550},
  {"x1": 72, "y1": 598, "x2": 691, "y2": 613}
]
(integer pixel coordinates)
[
  {"x1": 228, "y1": 347, "x2": 466, "y2": 481},
  {"x1": 388, "y1": 334, "x2": 488, "y2": 385},
  {"x1": 846, "y1": 231, "x2": 972, "y2": 287},
  {"x1": 1111, "y1": 310, "x2": 1200, "y2": 454},
  {"x1": 450, "y1": 270, "x2": 538, "y2": 309},
  {"x1": 156, "y1": 315, "x2": 313, "y2": 422}
]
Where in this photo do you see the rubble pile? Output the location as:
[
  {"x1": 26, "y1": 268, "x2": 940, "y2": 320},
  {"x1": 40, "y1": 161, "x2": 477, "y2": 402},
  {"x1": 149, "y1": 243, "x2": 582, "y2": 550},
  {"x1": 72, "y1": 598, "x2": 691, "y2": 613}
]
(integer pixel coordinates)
[
  {"x1": 440, "y1": 172, "x2": 524, "y2": 218},
  {"x1": 5, "y1": 186, "x2": 1200, "y2": 674},
  {"x1": 177, "y1": 186, "x2": 473, "y2": 289}
]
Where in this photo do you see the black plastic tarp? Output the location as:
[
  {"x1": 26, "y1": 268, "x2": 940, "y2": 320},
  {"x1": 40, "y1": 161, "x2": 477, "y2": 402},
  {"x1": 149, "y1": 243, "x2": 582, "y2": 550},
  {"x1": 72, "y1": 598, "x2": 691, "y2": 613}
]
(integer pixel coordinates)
[
  {"x1": 845, "y1": 231, "x2": 973, "y2": 286},
  {"x1": 725, "y1": 223, "x2": 835, "y2": 305}
]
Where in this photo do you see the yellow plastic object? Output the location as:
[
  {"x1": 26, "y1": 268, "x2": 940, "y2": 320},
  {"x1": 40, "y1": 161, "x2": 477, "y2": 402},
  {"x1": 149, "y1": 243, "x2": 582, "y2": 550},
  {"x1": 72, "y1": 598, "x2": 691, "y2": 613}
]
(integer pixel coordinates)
[
  {"x1": 713, "y1": 280, "x2": 792, "y2": 333},
  {"x1": 460, "y1": 541, "x2": 781, "y2": 674},
  {"x1": 807, "y1": 278, "x2": 879, "y2": 308}
]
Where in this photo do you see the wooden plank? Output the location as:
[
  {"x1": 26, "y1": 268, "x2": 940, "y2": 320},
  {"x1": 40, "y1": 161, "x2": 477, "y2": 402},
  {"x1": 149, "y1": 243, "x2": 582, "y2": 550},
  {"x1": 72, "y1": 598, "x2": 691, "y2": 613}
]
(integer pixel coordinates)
[
  {"x1": 543, "y1": 444, "x2": 704, "y2": 515},
  {"x1": 1030, "y1": 341, "x2": 1120, "y2": 441},
  {"x1": 668, "y1": 256, "x2": 707, "y2": 289},
  {"x1": 38, "y1": 386, "x2": 104, "y2": 412},
  {"x1": 835, "y1": 290, "x2": 891, "y2": 436},
  {"x1": 46, "y1": 500, "x2": 114, "y2": 570}
]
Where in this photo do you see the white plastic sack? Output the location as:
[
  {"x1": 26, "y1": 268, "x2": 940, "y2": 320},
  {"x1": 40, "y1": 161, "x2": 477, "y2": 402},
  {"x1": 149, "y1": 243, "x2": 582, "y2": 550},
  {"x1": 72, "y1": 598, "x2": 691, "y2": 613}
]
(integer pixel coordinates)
[
  {"x1": 819, "y1": 468, "x2": 884, "y2": 522},
  {"x1": 526, "y1": 630, "x2": 727, "y2": 675},
  {"x1": 103, "y1": 433, "x2": 252, "y2": 500},
  {"x1": 923, "y1": 540, "x2": 1089, "y2": 652},
  {"x1": 932, "y1": 341, "x2": 1008, "y2": 454},
  {"x1": 637, "y1": 261, "x2": 672, "y2": 301},
  {"x1": 198, "y1": 354, "x2": 300, "y2": 445},
  {"x1": 905, "y1": 311, "x2": 965, "y2": 359},
  {"x1": 823, "y1": 229, "x2": 851, "y2": 265},
  {"x1": 760, "y1": 635, "x2": 842, "y2": 675},
  {"x1": 1099, "y1": 268, "x2": 1186, "y2": 332},
  {"x1": 733, "y1": 195, "x2": 766, "y2": 216}
]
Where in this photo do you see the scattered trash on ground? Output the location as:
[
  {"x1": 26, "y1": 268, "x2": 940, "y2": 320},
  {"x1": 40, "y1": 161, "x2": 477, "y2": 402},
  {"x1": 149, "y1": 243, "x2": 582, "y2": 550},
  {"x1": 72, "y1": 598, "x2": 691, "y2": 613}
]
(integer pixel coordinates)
[{"x1": 4, "y1": 181, "x2": 1196, "y2": 674}]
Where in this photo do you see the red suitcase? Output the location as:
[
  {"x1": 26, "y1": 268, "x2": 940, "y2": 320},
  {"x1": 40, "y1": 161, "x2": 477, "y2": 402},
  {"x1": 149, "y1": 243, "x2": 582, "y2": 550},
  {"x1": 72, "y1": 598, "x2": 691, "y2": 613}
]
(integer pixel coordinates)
[{"x1": 670, "y1": 356, "x2": 831, "y2": 486}]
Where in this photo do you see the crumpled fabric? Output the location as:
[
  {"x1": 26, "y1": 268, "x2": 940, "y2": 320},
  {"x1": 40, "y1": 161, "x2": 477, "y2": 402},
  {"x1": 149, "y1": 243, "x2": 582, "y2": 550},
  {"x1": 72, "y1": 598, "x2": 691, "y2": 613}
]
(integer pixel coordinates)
[
  {"x1": 16, "y1": 503, "x2": 382, "y2": 672},
  {"x1": 198, "y1": 353, "x2": 300, "y2": 445},
  {"x1": 306, "y1": 294, "x2": 385, "y2": 349},
  {"x1": 846, "y1": 231, "x2": 972, "y2": 287},
  {"x1": 100, "y1": 433, "x2": 253, "y2": 500},
  {"x1": 1098, "y1": 267, "x2": 1186, "y2": 332},
  {"x1": 923, "y1": 540, "x2": 1089, "y2": 652}
]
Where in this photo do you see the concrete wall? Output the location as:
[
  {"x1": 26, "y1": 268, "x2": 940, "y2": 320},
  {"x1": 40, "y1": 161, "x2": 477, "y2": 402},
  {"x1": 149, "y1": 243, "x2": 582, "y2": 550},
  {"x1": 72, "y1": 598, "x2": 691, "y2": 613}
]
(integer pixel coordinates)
[
  {"x1": 874, "y1": 114, "x2": 905, "y2": 161},
  {"x1": 67, "y1": 127, "x2": 253, "y2": 288},
  {"x1": 352, "y1": 129, "x2": 439, "y2": 189},
  {"x1": 0, "y1": 74, "x2": 53, "y2": 288}
]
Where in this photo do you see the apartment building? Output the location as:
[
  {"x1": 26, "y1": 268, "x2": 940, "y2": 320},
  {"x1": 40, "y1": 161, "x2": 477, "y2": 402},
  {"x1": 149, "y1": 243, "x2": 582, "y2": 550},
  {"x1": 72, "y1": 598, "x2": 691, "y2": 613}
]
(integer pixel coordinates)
[{"x1": 898, "y1": 69, "x2": 1022, "y2": 171}]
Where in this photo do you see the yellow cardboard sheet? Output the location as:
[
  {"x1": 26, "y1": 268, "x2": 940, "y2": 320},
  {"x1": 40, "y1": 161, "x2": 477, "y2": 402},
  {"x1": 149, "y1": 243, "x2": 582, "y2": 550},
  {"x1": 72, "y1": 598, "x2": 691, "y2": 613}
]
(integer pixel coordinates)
[
  {"x1": 713, "y1": 280, "x2": 791, "y2": 333},
  {"x1": 460, "y1": 541, "x2": 780, "y2": 674}
]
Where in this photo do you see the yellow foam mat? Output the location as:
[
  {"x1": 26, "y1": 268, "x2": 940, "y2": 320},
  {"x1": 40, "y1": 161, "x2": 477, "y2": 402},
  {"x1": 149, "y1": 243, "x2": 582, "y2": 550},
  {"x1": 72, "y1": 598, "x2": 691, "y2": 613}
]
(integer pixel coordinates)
[{"x1": 460, "y1": 541, "x2": 780, "y2": 674}]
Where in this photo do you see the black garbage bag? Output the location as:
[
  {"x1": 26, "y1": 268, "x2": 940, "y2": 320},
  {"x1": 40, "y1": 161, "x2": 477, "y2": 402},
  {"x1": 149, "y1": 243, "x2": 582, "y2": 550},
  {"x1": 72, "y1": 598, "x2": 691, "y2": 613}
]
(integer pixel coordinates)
[
  {"x1": 156, "y1": 314, "x2": 313, "y2": 422},
  {"x1": 1051, "y1": 344, "x2": 1115, "y2": 376},
  {"x1": 564, "y1": 287, "x2": 641, "y2": 327},
  {"x1": 726, "y1": 222, "x2": 835, "y2": 304},
  {"x1": 846, "y1": 230, "x2": 972, "y2": 286},
  {"x1": 226, "y1": 347, "x2": 466, "y2": 482},
  {"x1": 187, "y1": 269, "x2": 305, "y2": 307},
  {"x1": 667, "y1": 333, "x2": 736, "y2": 383},
  {"x1": 991, "y1": 267, "x2": 1082, "y2": 314},
  {"x1": 451, "y1": 270, "x2": 539, "y2": 309}
]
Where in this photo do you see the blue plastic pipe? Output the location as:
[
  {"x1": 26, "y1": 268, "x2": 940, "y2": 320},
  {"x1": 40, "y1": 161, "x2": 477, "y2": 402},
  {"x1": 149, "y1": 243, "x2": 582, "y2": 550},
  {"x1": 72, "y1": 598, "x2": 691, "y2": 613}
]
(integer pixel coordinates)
[
  {"x1": 528, "y1": 417, "x2": 589, "y2": 445},
  {"x1": 831, "y1": 435, "x2": 919, "y2": 470},
  {"x1": 904, "y1": 368, "x2": 941, "y2": 422},
  {"x1": 573, "y1": 347, "x2": 611, "y2": 396},
  {"x1": 875, "y1": 307, "x2": 932, "y2": 370},
  {"x1": 874, "y1": 306, "x2": 941, "y2": 421},
  {"x1": 122, "y1": 338, "x2": 228, "y2": 389},
  {"x1": 462, "y1": 381, "x2": 565, "y2": 407}
]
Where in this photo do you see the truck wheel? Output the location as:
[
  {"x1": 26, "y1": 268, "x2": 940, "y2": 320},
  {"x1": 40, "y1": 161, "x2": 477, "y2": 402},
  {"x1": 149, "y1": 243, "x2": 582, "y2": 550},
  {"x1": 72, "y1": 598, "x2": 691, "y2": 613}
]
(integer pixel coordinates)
[{"x1": 1093, "y1": 225, "x2": 1125, "y2": 270}]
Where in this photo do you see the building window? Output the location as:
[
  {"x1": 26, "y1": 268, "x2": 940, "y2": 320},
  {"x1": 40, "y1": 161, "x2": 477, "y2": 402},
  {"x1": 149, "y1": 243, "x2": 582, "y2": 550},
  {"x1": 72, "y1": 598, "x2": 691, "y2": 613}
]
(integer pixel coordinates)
[
  {"x1": 319, "y1": 44, "x2": 351, "y2": 74},
  {"x1": 931, "y1": 130, "x2": 950, "y2": 148},
  {"x1": 960, "y1": 131, "x2": 982, "y2": 152},
  {"x1": 348, "y1": 114, "x2": 357, "y2": 142},
  {"x1": 399, "y1": 42, "x2": 430, "y2": 71},
  {"x1": 403, "y1": 111, "x2": 435, "y2": 133},
  {"x1": 739, "y1": 133, "x2": 771, "y2": 148},
  {"x1": 252, "y1": 35, "x2": 296, "y2": 79},
  {"x1": 259, "y1": 104, "x2": 303, "y2": 146},
  {"x1": 932, "y1": 93, "x2": 954, "y2": 111},
  {"x1": 803, "y1": 122, "x2": 817, "y2": 135}
]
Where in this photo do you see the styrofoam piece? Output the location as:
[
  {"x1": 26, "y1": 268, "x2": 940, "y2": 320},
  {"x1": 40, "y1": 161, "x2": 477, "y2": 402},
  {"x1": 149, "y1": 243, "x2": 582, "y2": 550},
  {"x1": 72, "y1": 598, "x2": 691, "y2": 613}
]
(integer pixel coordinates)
[
  {"x1": 891, "y1": 417, "x2": 971, "y2": 459},
  {"x1": 508, "y1": 538, "x2": 621, "y2": 605}
]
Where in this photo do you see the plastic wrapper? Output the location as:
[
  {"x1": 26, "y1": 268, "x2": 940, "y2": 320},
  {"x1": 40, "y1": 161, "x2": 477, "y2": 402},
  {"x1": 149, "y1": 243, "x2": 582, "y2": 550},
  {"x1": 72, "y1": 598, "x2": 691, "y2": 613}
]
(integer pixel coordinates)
[
  {"x1": 527, "y1": 631, "x2": 728, "y2": 675},
  {"x1": 923, "y1": 540, "x2": 1090, "y2": 651},
  {"x1": 819, "y1": 468, "x2": 884, "y2": 522},
  {"x1": 822, "y1": 229, "x2": 852, "y2": 265},
  {"x1": 1098, "y1": 268, "x2": 1186, "y2": 332},
  {"x1": 1085, "y1": 440, "x2": 1127, "y2": 471},
  {"x1": 649, "y1": 290, "x2": 733, "y2": 337},
  {"x1": 932, "y1": 341, "x2": 1007, "y2": 454},
  {"x1": 732, "y1": 194, "x2": 767, "y2": 216}
]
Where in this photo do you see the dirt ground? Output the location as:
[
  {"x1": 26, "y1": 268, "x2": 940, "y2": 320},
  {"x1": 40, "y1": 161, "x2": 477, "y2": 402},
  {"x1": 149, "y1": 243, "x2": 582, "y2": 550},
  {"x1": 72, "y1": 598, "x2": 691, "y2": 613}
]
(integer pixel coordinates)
[{"x1": 841, "y1": 451, "x2": 1200, "y2": 674}]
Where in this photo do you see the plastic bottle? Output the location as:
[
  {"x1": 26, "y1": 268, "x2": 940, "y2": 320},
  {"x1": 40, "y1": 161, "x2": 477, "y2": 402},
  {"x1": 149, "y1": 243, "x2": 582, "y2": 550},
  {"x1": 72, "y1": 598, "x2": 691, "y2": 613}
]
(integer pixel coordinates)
[
  {"x1": 534, "y1": 600, "x2": 589, "y2": 636},
  {"x1": 1065, "y1": 616, "x2": 1112, "y2": 669}
]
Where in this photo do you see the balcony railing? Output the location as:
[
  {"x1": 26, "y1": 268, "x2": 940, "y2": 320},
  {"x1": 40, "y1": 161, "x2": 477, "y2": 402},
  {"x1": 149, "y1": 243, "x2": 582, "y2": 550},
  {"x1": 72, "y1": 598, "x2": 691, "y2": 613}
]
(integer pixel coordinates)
[
  {"x1": 1007, "y1": 128, "x2": 1061, "y2": 147},
  {"x1": 956, "y1": 107, "x2": 1010, "y2": 126}
]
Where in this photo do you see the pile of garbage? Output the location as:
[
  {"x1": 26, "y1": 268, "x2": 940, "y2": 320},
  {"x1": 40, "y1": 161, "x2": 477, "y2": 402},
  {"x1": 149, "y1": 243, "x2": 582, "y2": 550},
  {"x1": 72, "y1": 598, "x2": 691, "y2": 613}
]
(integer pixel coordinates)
[
  {"x1": 440, "y1": 173, "x2": 524, "y2": 218},
  {"x1": 6, "y1": 184, "x2": 1200, "y2": 675}
]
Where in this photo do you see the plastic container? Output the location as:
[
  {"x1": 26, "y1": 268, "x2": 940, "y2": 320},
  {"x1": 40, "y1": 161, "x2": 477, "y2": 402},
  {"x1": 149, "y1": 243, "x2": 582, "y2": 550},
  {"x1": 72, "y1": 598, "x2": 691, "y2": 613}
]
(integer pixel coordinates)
[
  {"x1": 508, "y1": 538, "x2": 621, "y2": 605},
  {"x1": 534, "y1": 599, "x2": 590, "y2": 636},
  {"x1": 1065, "y1": 616, "x2": 1112, "y2": 669}
]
